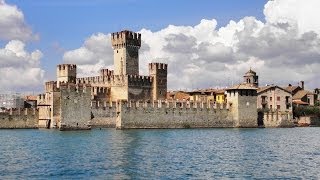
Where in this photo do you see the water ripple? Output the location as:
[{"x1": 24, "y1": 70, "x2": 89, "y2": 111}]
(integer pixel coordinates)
[{"x1": 0, "y1": 128, "x2": 320, "y2": 179}]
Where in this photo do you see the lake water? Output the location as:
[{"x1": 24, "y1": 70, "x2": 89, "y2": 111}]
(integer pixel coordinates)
[{"x1": 0, "y1": 128, "x2": 319, "y2": 179}]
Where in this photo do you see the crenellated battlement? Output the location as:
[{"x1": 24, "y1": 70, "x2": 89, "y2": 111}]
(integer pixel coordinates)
[
  {"x1": 57, "y1": 64, "x2": 77, "y2": 85},
  {"x1": 37, "y1": 94, "x2": 46, "y2": 103},
  {"x1": 119, "y1": 100, "x2": 230, "y2": 110},
  {"x1": 0, "y1": 108, "x2": 39, "y2": 129},
  {"x1": 128, "y1": 75, "x2": 152, "y2": 86},
  {"x1": 77, "y1": 75, "x2": 111, "y2": 85},
  {"x1": 57, "y1": 64, "x2": 76, "y2": 71},
  {"x1": 45, "y1": 81, "x2": 59, "y2": 92},
  {"x1": 149, "y1": 63, "x2": 168, "y2": 71},
  {"x1": 59, "y1": 83, "x2": 91, "y2": 93},
  {"x1": 111, "y1": 30, "x2": 141, "y2": 49},
  {"x1": 100, "y1": 69, "x2": 114, "y2": 76},
  {"x1": 0, "y1": 108, "x2": 38, "y2": 116}
]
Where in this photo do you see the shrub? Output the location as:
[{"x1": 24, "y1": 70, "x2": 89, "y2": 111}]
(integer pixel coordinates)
[{"x1": 293, "y1": 106, "x2": 320, "y2": 117}]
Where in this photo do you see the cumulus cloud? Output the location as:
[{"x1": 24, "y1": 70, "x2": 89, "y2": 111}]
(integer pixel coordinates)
[
  {"x1": 63, "y1": 0, "x2": 320, "y2": 90},
  {"x1": 0, "y1": 0, "x2": 37, "y2": 41},
  {"x1": 0, "y1": 40, "x2": 44, "y2": 91},
  {"x1": 63, "y1": 33, "x2": 113, "y2": 76}
]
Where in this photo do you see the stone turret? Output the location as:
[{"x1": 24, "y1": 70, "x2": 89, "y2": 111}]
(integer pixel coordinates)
[
  {"x1": 111, "y1": 30, "x2": 141, "y2": 75},
  {"x1": 149, "y1": 63, "x2": 168, "y2": 100},
  {"x1": 57, "y1": 64, "x2": 77, "y2": 88}
]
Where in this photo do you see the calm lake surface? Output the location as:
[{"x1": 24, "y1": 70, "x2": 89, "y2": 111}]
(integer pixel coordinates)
[{"x1": 0, "y1": 128, "x2": 319, "y2": 179}]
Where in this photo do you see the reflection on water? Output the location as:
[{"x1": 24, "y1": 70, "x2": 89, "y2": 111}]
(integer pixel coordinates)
[{"x1": 0, "y1": 128, "x2": 320, "y2": 179}]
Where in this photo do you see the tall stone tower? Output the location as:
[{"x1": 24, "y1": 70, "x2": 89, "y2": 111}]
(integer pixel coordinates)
[
  {"x1": 149, "y1": 63, "x2": 168, "y2": 100},
  {"x1": 243, "y1": 68, "x2": 259, "y2": 87},
  {"x1": 226, "y1": 84, "x2": 258, "y2": 128},
  {"x1": 57, "y1": 64, "x2": 77, "y2": 88},
  {"x1": 111, "y1": 30, "x2": 141, "y2": 75}
]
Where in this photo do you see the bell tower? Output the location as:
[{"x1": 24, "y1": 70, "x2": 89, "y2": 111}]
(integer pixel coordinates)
[
  {"x1": 243, "y1": 68, "x2": 259, "y2": 87},
  {"x1": 111, "y1": 30, "x2": 141, "y2": 75}
]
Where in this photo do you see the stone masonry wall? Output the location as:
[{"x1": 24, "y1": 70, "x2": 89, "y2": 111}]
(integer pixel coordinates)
[
  {"x1": 237, "y1": 94, "x2": 258, "y2": 127},
  {"x1": 60, "y1": 84, "x2": 91, "y2": 130},
  {"x1": 91, "y1": 105, "x2": 117, "y2": 128},
  {"x1": 0, "y1": 108, "x2": 39, "y2": 129},
  {"x1": 263, "y1": 111, "x2": 294, "y2": 128},
  {"x1": 116, "y1": 101, "x2": 235, "y2": 129}
]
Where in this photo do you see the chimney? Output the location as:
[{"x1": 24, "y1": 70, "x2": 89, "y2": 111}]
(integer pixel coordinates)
[{"x1": 300, "y1": 81, "x2": 304, "y2": 90}]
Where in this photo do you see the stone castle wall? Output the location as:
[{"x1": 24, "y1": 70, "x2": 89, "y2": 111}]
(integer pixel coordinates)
[
  {"x1": 59, "y1": 83, "x2": 92, "y2": 130},
  {"x1": 0, "y1": 108, "x2": 38, "y2": 129},
  {"x1": 263, "y1": 111, "x2": 294, "y2": 128},
  {"x1": 91, "y1": 104, "x2": 117, "y2": 128},
  {"x1": 116, "y1": 101, "x2": 236, "y2": 129},
  {"x1": 237, "y1": 94, "x2": 258, "y2": 127}
]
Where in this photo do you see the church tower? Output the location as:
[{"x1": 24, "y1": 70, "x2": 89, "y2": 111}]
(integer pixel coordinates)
[
  {"x1": 243, "y1": 68, "x2": 259, "y2": 87},
  {"x1": 111, "y1": 30, "x2": 141, "y2": 75}
]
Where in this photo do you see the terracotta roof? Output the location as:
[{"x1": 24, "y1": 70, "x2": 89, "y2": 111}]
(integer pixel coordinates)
[
  {"x1": 257, "y1": 85, "x2": 291, "y2": 94},
  {"x1": 25, "y1": 95, "x2": 37, "y2": 101},
  {"x1": 284, "y1": 85, "x2": 301, "y2": 93},
  {"x1": 293, "y1": 90, "x2": 313, "y2": 100},
  {"x1": 227, "y1": 83, "x2": 257, "y2": 90},
  {"x1": 215, "y1": 89, "x2": 226, "y2": 94},
  {"x1": 293, "y1": 100, "x2": 309, "y2": 105},
  {"x1": 167, "y1": 91, "x2": 190, "y2": 100}
]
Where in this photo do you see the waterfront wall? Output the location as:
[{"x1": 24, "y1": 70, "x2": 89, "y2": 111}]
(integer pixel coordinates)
[
  {"x1": 59, "y1": 84, "x2": 91, "y2": 130},
  {"x1": 116, "y1": 101, "x2": 236, "y2": 129},
  {"x1": 0, "y1": 108, "x2": 38, "y2": 129},
  {"x1": 263, "y1": 111, "x2": 294, "y2": 128},
  {"x1": 91, "y1": 104, "x2": 117, "y2": 128},
  {"x1": 297, "y1": 116, "x2": 320, "y2": 126}
]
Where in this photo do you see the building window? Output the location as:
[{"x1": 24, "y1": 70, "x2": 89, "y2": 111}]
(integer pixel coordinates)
[
  {"x1": 277, "y1": 105, "x2": 280, "y2": 110},
  {"x1": 270, "y1": 97, "x2": 272, "y2": 101},
  {"x1": 277, "y1": 96, "x2": 280, "y2": 101},
  {"x1": 270, "y1": 105, "x2": 272, "y2": 109}
]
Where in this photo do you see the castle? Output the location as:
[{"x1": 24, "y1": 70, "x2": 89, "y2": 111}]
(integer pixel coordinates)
[
  {"x1": 37, "y1": 30, "x2": 168, "y2": 129},
  {"x1": 32, "y1": 30, "x2": 294, "y2": 131}
]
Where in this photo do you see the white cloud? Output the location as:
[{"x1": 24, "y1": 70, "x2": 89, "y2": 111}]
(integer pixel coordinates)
[
  {"x1": 63, "y1": 0, "x2": 320, "y2": 90},
  {"x1": 63, "y1": 33, "x2": 113, "y2": 77},
  {"x1": 264, "y1": 0, "x2": 320, "y2": 35},
  {"x1": 0, "y1": 40, "x2": 44, "y2": 91},
  {"x1": 0, "y1": 0, "x2": 37, "y2": 41}
]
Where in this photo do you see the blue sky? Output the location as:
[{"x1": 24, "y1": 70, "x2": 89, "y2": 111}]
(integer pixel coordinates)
[
  {"x1": 6, "y1": 0, "x2": 267, "y2": 73},
  {"x1": 1, "y1": 0, "x2": 319, "y2": 91}
]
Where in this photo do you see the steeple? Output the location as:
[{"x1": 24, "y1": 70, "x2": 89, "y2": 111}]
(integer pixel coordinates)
[{"x1": 243, "y1": 68, "x2": 259, "y2": 87}]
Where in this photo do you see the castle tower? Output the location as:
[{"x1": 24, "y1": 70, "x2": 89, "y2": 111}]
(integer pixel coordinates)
[
  {"x1": 226, "y1": 84, "x2": 258, "y2": 128},
  {"x1": 56, "y1": 64, "x2": 77, "y2": 88},
  {"x1": 149, "y1": 63, "x2": 168, "y2": 100},
  {"x1": 243, "y1": 68, "x2": 258, "y2": 87},
  {"x1": 111, "y1": 30, "x2": 141, "y2": 75}
]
